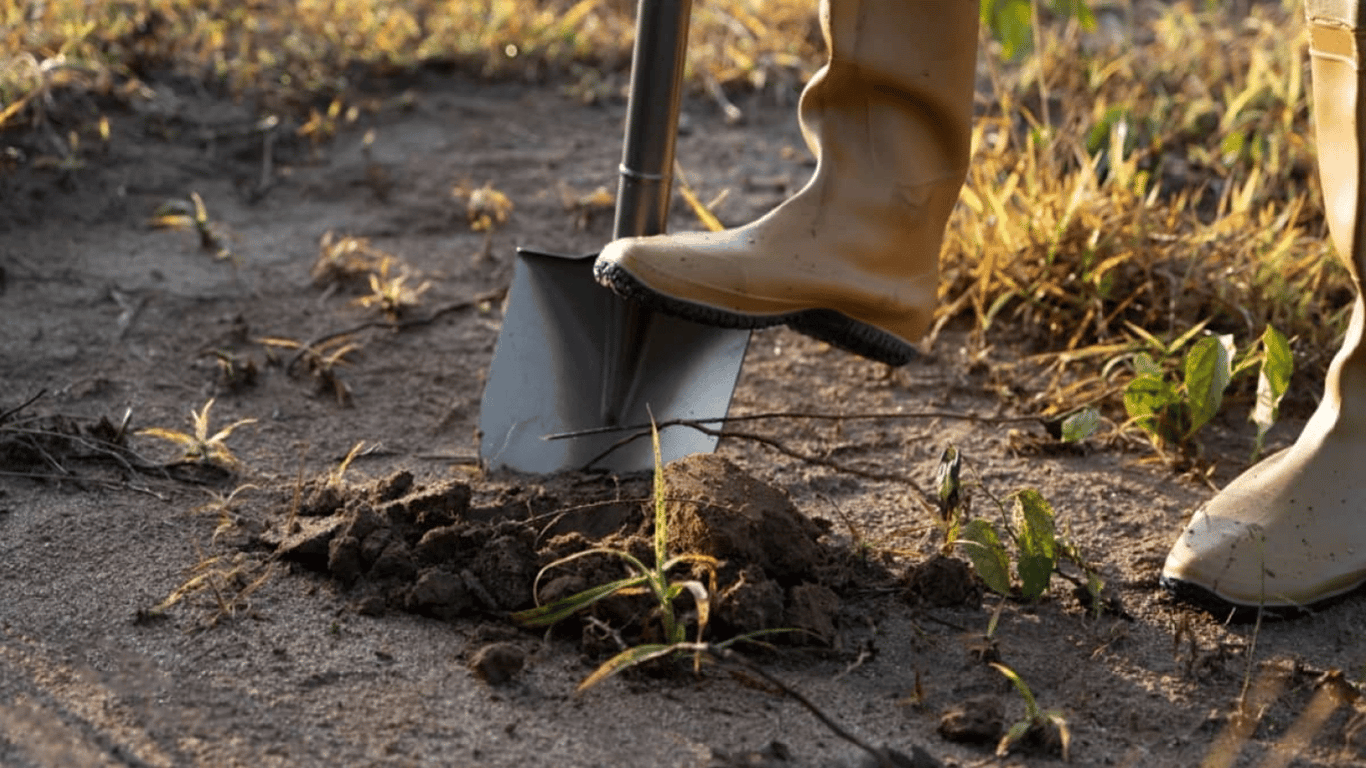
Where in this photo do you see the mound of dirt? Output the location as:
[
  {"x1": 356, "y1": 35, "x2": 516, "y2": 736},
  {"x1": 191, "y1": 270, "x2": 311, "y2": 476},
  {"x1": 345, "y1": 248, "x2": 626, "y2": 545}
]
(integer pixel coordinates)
[{"x1": 259, "y1": 455, "x2": 926, "y2": 648}]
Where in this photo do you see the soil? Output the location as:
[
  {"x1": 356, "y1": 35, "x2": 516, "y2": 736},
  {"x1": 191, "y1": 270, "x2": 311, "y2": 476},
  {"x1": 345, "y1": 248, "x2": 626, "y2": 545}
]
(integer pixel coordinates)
[{"x1": 3, "y1": 69, "x2": 1366, "y2": 768}]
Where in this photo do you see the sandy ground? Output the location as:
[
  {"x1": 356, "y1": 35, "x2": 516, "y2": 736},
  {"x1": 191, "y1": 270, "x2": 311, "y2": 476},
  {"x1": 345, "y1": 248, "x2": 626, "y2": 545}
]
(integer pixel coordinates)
[{"x1": 3, "y1": 70, "x2": 1366, "y2": 768}]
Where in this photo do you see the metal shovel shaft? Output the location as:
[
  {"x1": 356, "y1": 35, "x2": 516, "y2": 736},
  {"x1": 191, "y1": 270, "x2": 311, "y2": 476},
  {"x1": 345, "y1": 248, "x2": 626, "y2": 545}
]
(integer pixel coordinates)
[{"x1": 600, "y1": 0, "x2": 692, "y2": 426}]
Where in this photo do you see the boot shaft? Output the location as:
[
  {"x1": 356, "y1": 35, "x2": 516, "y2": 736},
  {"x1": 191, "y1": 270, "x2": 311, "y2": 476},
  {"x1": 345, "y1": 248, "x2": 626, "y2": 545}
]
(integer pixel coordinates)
[
  {"x1": 1309, "y1": 0, "x2": 1366, "y2": 280},
  {"x1": 800, "y1": 0, "x2": 978, "y2": 188}
]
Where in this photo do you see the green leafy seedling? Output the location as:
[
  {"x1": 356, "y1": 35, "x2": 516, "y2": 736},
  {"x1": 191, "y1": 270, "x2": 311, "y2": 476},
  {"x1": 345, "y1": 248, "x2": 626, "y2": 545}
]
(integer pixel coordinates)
[
  {"x1": 992, "y1": 662, "x2": 1072, "y2": 760},
  {"x1": 1059, "y1": 407, "x2": 1102, "y2": 443},
  {"x1": 1124, "y1": 325, "x2": 1291, "y2": 458},
  {"x1": 958, "y1": 489, "x2": 1059, "y2": 601},
  {"x1": 150, "y1": 192, "x2": 234, "y2": 261},
  {"x1": 354, "y1": 257, "x2": 431, "y2": 320}
]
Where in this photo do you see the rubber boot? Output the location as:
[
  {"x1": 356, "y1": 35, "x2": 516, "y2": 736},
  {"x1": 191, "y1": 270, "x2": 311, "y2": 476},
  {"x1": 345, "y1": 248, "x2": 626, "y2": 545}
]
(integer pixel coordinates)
[
  {"x1": 1162, "y1": 0, "x2": 1366, "y2": 612},
  {"x1": 594, "y1": 0, "x2": 978, "y2": 366}
]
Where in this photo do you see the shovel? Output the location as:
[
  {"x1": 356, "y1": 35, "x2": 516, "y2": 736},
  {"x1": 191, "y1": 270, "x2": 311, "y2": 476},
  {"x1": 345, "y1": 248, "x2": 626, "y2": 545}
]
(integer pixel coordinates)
[{"x1": 478, "y1": 0, "x2": 751, "y2": 475}]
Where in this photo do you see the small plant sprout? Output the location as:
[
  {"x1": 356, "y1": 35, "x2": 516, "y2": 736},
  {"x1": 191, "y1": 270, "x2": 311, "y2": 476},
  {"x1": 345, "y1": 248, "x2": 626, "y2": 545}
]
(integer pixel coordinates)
[
  {"x1": 148, "y1": 549, "x2": 277, "y2": 627},
  {"x1": 257, "y1": 334, "x2": 362, "y2": 405},
  {"x1": 296, "y1": 97, "x2": 353, "y2": 149},
  {"x1": 934, "y1": 445, "x2": 965, "y2": 551},
  {"x1": 353, "y1": 256, "x2": 430, "y2": 320},
  {"x1": 325, "y1": 441, "x2": 366, "y2": 488},
  {"x1": 455, "y1": 181, "x2": 514, "y2": 232},
  {"x1": 191, "y1": 483, "x2": 260, "y2": 545},
  {"x1": 959, "y1": 488, "x2": 1058, "y2": 601},
  {"x1": 512, "y1": 419, "x2": 721, "y2": 691},
  {"x1": 1122, "y1": 324, "x2": 1291, "y2": 459},
  {"x1": 948, "y1": 451, "x2": 1108, "y2": 610},
  {"x1": 1059, "y1": 407, "x2": 1102, "y2": 443},
  {"x1": 559, "y1": 182, "x2": 615, "y2": 230},
  {"x1": 203, "y1": 349, "x2": 259, "y2": 393},
  {"x1": 991, "y1": 662, "x2": 1072, "y2": 760},
  {"x1": 311, "y1": 231, "x2": 391, "y2": 289},
  {"x1": 149, "y1": 192, "x2": 233, "y2": 261},
  {"x1": 139, "y1": 398, "x2": 256, "y2": 472}
]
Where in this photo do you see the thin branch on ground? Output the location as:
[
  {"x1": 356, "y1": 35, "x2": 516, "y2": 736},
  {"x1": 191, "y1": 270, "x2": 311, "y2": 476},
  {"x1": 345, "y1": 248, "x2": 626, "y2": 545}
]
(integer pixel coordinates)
[
  {"x1": 0, "y1": 470, "x2": 169, "y2": 498},
  {"x1": 0, "y1": 389, "x2": 47, "y2": 425},
  {"x1": 285, "y1": 289, "x2": 505, "y2": 373},
  {"x1": 579, "y1": 422, "x2": 935, "y2": 501},
  {"x1": 547, "y1": 408, "x2": 1048, "y2": 442},
  {"x1": 706, "y1": 645, "x2": 908, "y2": 768}
]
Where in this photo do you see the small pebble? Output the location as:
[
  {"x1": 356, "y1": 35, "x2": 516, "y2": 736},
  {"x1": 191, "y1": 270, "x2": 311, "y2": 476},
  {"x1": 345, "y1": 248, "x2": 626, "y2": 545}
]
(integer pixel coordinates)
[{"x1": 468, "y1": 642, "x2": 525, "y2": 686}]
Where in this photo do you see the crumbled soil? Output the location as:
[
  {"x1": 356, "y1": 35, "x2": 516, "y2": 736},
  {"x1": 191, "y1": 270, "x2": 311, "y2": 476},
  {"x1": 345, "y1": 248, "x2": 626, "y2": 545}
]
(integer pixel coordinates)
[
  {"x1": 260, "y1": 453, "x2": 856, "y2": 648},
  {"x1": 3, "y1": 68, "x2": 1366, "y2": 768}
]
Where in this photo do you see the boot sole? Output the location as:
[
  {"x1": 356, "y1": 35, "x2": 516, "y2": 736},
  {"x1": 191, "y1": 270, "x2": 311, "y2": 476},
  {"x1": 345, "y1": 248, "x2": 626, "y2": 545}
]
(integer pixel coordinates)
[
  {"x1": 1158, "y1": 574, "x2": 1366, "y2": 622},
  {"x1": 595, "y1": 261, "x2": 919, "y2": 367}
]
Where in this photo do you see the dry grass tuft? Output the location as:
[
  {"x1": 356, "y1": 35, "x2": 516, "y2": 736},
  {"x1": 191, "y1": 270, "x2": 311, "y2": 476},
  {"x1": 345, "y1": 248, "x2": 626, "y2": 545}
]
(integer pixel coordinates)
[{"x1": 938, "y1": 1, "x2": 1347, "y2": 422}]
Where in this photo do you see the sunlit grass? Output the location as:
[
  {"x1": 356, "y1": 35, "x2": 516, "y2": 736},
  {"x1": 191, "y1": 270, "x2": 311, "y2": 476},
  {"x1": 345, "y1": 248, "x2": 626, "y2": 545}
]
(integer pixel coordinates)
[
  {"x1": 941, "y1": 1, "x2": 1342, "y2": 421},
  {"x1": 1, "y1": 0, "x2": 1352, "y2": 423}
]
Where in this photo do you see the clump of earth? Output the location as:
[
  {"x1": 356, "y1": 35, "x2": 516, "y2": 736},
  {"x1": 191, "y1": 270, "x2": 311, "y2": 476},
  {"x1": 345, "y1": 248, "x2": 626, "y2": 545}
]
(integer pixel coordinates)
[{"x1": 260, "y1": 453, "x2": 975, "y2": 652}]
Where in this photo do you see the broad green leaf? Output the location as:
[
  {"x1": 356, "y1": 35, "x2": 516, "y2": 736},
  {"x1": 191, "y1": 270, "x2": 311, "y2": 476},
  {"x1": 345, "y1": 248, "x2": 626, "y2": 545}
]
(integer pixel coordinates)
[
  {"x1": 1123, "y1": 373, "x2": 1178, "y2": 424},
  {"x1": 1252, "y1": 325, "x2": 1293, "y2": 457},
  {"x1": 982, "y1": 0, "x2": 1033, "y2": 60},
  {"x1": 959, "y1": 519, "x2": 1012, "y2": 596},
  {"x1": 1183, "y1": 335, "x2": 1233, "y2": 436},
  {"x1": 1060, "y1": 408, "x2": 1101, "y2": 442},
  {"x1": 1013, "y1": 490, "x2": 1057, "y2": 601},
  {"x1": 1050, "y1": 0, "x2": 1096, "y2": 29},
  {"x1": 1132, "y1": 352, "x2": 1163, "y2": 378},
  {"x1": 1220, "y1": 130, "x2": 1246, "y2": 161}
]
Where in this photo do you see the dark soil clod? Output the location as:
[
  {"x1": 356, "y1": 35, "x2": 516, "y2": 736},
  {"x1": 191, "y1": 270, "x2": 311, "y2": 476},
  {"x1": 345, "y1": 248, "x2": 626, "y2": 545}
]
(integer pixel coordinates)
[
  {"x1": 903, "y1": 555, "x2": 981, "y2": 609},
  {"x1": 468, "y1": 642, "x2": 526, "y2": 686},
  {"x1": 937, "y1": 695, "x2": 1004, "y2": 745}
]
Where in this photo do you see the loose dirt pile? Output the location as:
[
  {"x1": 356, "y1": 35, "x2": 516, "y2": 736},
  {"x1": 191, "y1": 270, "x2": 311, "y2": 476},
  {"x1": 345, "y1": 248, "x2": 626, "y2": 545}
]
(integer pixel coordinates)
[{"x1": 261, "y1": 454, "x2": 918, "y2": 655}]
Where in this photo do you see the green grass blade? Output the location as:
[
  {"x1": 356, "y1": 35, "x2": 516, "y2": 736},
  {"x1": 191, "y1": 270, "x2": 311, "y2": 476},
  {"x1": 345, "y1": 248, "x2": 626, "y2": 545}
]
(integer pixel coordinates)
[
  {"x1": 511, "y1": 574, "x2": 647, "y2": 627},
  {"x1": 991, "y1": 662, "x2": 1041, "y2": 717},
  {"x1": 577, "y1": 643, "x2": 680, "y2": 692},
  {"x1": 530, "y1": 546, "x2": 651, "y2": 602}
]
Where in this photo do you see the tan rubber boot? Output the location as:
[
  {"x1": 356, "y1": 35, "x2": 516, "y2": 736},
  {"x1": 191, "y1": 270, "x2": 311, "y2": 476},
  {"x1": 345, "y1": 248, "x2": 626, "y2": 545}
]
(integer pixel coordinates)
[
  {"x1": 1162, "y1": 0, "x2": 1366, "y2": 613},
  {"x1": 593, "y1": 0, "x2": 978, "y2": 366}
]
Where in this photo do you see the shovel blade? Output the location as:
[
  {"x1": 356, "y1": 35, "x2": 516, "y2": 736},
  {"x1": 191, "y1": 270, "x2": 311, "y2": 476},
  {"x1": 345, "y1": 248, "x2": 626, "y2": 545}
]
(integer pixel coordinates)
[{"x1": 479, "y1": 249, "x2": 749, "y2": 474}]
